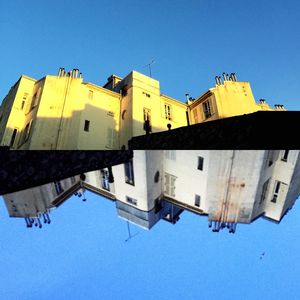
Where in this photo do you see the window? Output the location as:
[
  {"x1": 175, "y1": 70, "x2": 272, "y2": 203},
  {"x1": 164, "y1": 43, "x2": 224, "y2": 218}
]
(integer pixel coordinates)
[
  {"x1": 143, "y1": 91, "x2": 151, "y2": 98},
  {"x1": 54, "y1": 181, "x2": 63, "y2": 195},
  {"x1": 195, "y1": 194, "x2": 201, "y2": 207},
  {"x1": 84, "y1": 120, "x2": 90, "y2": 132},
  {"x1": 106, "y1": 128, "x2": 115, "y2": 149},
  {"x1": 266, "y1": 150, "x2": 275, "y2": 167},
  {"x1": 21, "y1": 101, "x2": 26, "y2": 110},
  {"x1": 100, "y1": 169, "x2": 110, "y2": 191},
  {"x1": 19, "y1": 121, "x2": 32, "y2": 145},
  {"x1": 164, "y1": 103, "x2": 172, "y2": 120},
  {"x1": 281, "y1": 150, "x2": 289, "y2": 162},
  {"x1": 30, "y1": 93, "x2": 37, "y2": 110},
  {"x1": 121, "y1": 85, "x2": 128, "y2": 97},
  {"x1": 197, "y1": 156, "x2": 204, "y2": 170},
  {"x1": 70, "y1": 176, "x2": 76, "y2": 184},
  {"x1": 260, "y1": 179, "x2": 270, "y2": 204},
  {"x1": 121, "y1": 110, "x2": 127, "y2": 120},
  {"x1": 30, "y1": 89, "x2": 40, "y2": 110},
  {"x1": 126, "y1": 196, "x2": 137, "y2": 206},
  {"x1": 143, "y1": 108, "x2": 152, "y2": 133},
  {"x1": 88, "y1": 90, "x2": 93, "y2": 100},
  {"x1": 124, "y1": 159, "x2": 134, "y2": 185},
  {"x1": 202, "y1": 100, "x2": 213, "y2": 119},
  {"x1": 271, "y1": 181, "x2": 281, "y2": 203},
  {"x1": 9, "y1": 129, "x2": 18, "y2": 148},
  {"x1": 24, "y1": 120, "x2": 33, "y2": 142},
  {"x1": 21, "y1": 93, "x2": 28, "y2": 110},
  {"x1": 165, "y1": 150, "x2": 176, "y2": 161},
  {"x1": 143, "y1": 108, "x2": 151, "y2": 122},
  {"x1": 164, "y1": 173, "x2": 176, "y2": 197},
  {"x1": 193, "y1": 109, "x2": 199, "y2": 123}
]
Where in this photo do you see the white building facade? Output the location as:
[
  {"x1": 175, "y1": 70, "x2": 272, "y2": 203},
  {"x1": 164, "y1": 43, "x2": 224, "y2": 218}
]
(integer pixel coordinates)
[{"x1": 3, "y1": 150, "x2": 300, "y2": 232}]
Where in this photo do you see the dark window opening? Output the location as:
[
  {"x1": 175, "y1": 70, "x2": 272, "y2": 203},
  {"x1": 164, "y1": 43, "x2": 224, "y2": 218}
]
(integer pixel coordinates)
[
  {"x1": 84, "y1": 120, "x2": 90, "y2": 132},
  {"x1": 281, "y1": 150, "x2": 289, "y2": 162},
  {"x1": 271, "y1": 181, "x2": 281, "y2": 203},
  {"x1": 143, "y1": 108, "x2": 152, "y2": 134},
  {"x1": 121, "y1": 85, "x2": 128, "y2": 97},
  {"x1": 100, "y1": 169, "x2": 110, "y2": 191},
  {"x1": 164, "y1": 104, "x2": 172, "y2": 120},
  {"x1": 203, "y1": 101, "x2": 212, "y2": 119},
  {"x1": 126, "y1": 196, "x2": 137, "y2": 206},
  {"x1": 198, "y1": 156, "x2": 204, "y2": 170},
  {"x1": 54, "y1": 181, "x2": 63, "y2": 195},
  {"x1": 124, "y1": 159, "x2": 134, "y2": 185},
  {"x1": 21, "y1": 100, "x2": 26, "y2": 110},
  {"x1": 260, "y1": 179, "x2": 270, "y2": 204},
  {"x1": 195, "y1": 195, "x2": 201, "y2": 207},
  {"x1": 154, "y1": 171, "x2": 160, "y2": 183},
  {"x1": 9, "y1": 129, "x2": 18, "y2": 148}
]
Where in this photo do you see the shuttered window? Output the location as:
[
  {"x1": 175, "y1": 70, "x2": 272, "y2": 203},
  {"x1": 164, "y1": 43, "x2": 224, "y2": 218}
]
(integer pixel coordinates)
[{"x1": 164, "y1": 173, "x2": 176, "y2": 197}]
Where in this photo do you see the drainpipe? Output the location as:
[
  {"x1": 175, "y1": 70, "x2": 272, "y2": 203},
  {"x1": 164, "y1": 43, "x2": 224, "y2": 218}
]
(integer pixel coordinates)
[{"x1": 54, "y1": 72, "x2": 71, "y2": 149}]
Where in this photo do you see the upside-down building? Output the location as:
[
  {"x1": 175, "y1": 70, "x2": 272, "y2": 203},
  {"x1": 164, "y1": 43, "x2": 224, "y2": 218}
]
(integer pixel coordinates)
[{"x1": 3, "y1": 150, "x2": 299, "y2": 232}]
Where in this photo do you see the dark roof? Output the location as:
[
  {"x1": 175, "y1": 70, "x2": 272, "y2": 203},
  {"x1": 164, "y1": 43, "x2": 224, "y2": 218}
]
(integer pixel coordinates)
[
  {"x1": 129, "y1": 111, "x2": 300, "y2": 149},
  {"x1": 0, "y1": 150, "x2": 132, "y2": 195}
]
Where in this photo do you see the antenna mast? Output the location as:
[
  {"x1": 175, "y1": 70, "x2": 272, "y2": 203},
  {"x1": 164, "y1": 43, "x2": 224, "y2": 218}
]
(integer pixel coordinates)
[{"x1": 144, "y1": 59, "x2": 155, "y2": 78}]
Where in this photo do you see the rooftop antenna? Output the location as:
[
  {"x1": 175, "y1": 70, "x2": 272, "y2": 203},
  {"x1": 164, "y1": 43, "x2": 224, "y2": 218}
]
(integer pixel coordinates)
[
  {"x1": 124, "y1": 221, "x2": 139, "y2": 243},
  {"x1": 143, "y1": 59, "x2": 155, "y2": 78}
]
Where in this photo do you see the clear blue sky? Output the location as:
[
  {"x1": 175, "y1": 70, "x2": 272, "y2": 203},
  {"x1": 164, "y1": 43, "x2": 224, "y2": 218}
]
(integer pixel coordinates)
[
  {"x1": 0, "y1": 192, "x2": 299, "y2": 300},
  {"x1": 0, "y1": 0, "x2": 300, "y2": 110},
  {"x1": 1, "y1": 0, "x2": 300, "y2": 299}
]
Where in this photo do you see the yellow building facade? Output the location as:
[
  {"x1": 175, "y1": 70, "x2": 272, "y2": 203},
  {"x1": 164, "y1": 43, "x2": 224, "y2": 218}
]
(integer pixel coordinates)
[
  {"x1": 0, "y1": 69, "x2": 283, "y2": 150},
  {"x1": 187, "y1": 73, "x2": 285, "y2": 125}
]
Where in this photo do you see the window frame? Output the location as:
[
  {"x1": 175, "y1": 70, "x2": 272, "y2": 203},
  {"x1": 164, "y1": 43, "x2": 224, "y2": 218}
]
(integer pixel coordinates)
[
  {"x1": 202, "y1": 100, "x2": 213, "y2": 119},
  {"x1": 124, "y1": 159, "x2": 135, "y2": 186},
  {"x1": 271, "y1": 181, "x2": 281, "y2": 203},
  {"x1": 197, "y1": 156, "x2": 204, "y2": 171},
  {"x1": 195, "y1": 194, "x2": 201, "y2": 207},
  {"x1": 84, "y1": 120, "x2": 90, "y2": 132},
  {"x1": 100, "y1": 169, "x2": 110, "y2": 191},
  {"x1": 126, "y1": 196, "x2": 137, "y2": 206},
  {"x1": 164, "y1": 103, "x2": 172, "y2": 121},
  {"x1": 281, "y1": 150, "x2": 289, "y2": 162},
  {"x1": 54, "y1": 181, "x2": 64, "y2": 195}
]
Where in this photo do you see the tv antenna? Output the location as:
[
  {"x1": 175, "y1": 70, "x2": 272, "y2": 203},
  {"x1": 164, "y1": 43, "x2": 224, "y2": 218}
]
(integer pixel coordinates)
[
  {"x1": 143, "y1": 59, "x2": 155, "y2": 78},
  {"x1": 124, "y1": 221, "x2": 139, "y2": 243}
]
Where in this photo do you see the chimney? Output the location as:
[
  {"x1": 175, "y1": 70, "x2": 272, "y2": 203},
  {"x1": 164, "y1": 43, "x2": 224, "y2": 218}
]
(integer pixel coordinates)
[
  {"x1": 222, "y1": 72, "x2": 226, "y2": 81},
  {"x1": 259, "y1": 99, "x2": 266, "y2": 104},
  {"x1": 185, "y1": 93, "x2": 190, "y2": 101}
]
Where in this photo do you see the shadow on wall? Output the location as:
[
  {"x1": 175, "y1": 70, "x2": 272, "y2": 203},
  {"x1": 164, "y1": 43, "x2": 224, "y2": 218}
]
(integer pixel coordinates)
[
  {"x1": 5, "y1": 104, "x2": 120, "y2": 150},
  {"x1": 3, "y1": 103, "x2": 187, "y2": 150}
]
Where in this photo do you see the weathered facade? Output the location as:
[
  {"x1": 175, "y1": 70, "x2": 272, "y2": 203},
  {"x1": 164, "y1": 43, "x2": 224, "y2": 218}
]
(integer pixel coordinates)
[{"x1": 3, "y1": 150, "x2": 299, "y2": 232}]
